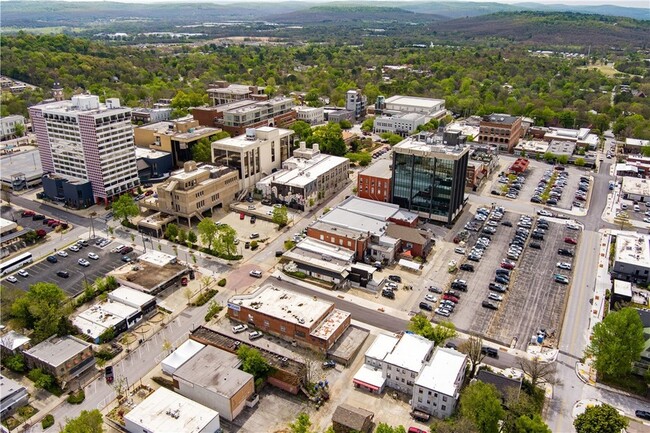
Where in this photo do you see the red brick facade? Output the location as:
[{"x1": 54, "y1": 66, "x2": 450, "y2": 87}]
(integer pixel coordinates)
[
  {"x1": 306, "y1": 226, "x2": 368, "y2": 261},
  {"x1": 357, "y1": 173, "x2": 391, "y2": 203},
  {"x1": 479, "y1": 116, "x2": 523, "y2": 153}
]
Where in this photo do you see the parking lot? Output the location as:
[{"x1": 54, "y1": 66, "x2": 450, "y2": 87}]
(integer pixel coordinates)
[
  {"x1": 488, "y1": 161, "x2": 591, "y2": 212},
  {"x1": 217, "y1": 209, "x2": 284, "y2": 260},
  {"x1": 2, "y1": 240, "x2": 127, "y2": 297},
  {"x1": 439, "y1": 207, "x2": 576, "y2": 349}
]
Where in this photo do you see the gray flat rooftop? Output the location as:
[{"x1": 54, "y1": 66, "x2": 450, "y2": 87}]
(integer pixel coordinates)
[
  {"x1": 172, "y1": 345, "x2": 252, "y2": 398},
  {"x1": 393, "y1": 137, "x2": 469, "y2": 158},
  {"x1": 229, "y1": 284, "x2": 332, "y2": 328},
  {"x1": 359, "y1": 159, "x2": 392, "y2": 179},
  {"x1": 483, "y1": 113, "x2": 519, "y2": 125},
  {"x1": 0, "y1": 150, "x2": 43, "y2": 181},
  {"x1": 25, "y1": 336, "x2": 90, "y2": 368}
]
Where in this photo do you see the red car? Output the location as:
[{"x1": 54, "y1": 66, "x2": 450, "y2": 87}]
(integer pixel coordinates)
[
  {"x1": 240, "y1": 212, "x2": 245, "y2": 220},
  {"x1": 36, "y1": 229, "x2": 47, "y2": 237},
  {"x1": 21, "y1": 210, "x2": 35, "y2": 217},
  {"x1": 443, "y1": 294, "x2": 459, "y2": 303},
  {"x1": 564, "y1": 237, "x2": 578, "y2": 245},
  {"x1": 501, "y1": 262, "x2": 515, "y2": 270},
  {"x1": 181, "y1": 277, "x2": 188, "y2": 286}
]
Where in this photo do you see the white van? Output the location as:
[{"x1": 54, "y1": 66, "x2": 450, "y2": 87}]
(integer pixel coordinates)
[
  {"x1": 621, "y1": 203, "x2": 628, "y2": 210},
  {"x1": 634, "y1": 204, "x2": 641, "y2": 212}
]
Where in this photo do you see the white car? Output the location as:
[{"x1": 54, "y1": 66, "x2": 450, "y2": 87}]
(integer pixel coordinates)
[
  {"x1": 69, "y1": 245, "x2": 80, "y2": 252},
  {"x1": 425, "y1": 294, "x2": 437, "y2": 303},
  {"x1": 78, "y1": 258, "x2": 90, "y2": 267},
  {"x1": 17, "y1": 270, "x2": 29, "y2": 277},
  {"x1": 557, "y1": 262, "x2": 572, "y2": 270},
  {"x1": 232, "y1": 324, "x2": 248, "y2": 334},
  {"x1": 6, "y1": 275, "x2": 18, "y2": 283},
  {"x1": 57, "y1": 250, "x2": 69, "y2": 257},
  {"x1": 488, "y1": 293, "x2": 503, "y2": 302},
  {"x1": 566, "y1": 223, "x2": 581, "y2": 231},
  {"x1": 88, "y1": 252, "x2": 99, "y2": 260},
  {"x1": 249, "y1": 270, "x2": 262, "y2": 278},
  {"x1": 454, "y1": 247, "x2": 466, "y2": 255},
  {"x1": 537, "y1": 209, "x2": 553, "y2": 217},
  {"x1": 644, "y1": 217, "x2": 650, "y2": 224}
]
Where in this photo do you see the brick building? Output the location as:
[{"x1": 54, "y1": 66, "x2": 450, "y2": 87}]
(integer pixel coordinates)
[
  {"x1": 227, "y1": 285, "x2": 351, "y2": 352},
  {"x1": 357, "y1": 159, "x2": 392, "y2": 202},
  {"x1": 479, "y1": 114, "x2": 523, "y2": 153}
]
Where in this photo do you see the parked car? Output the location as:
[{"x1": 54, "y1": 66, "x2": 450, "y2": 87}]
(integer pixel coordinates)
[
  {"x1": 240, "y1": 212, "x2": 245, "y2": 220},
  {"x1": 32, "y1": 214, "x2": 46, "y2": 220},
  {"x1": 489, "y1": 282, "x2": 507, "y2": 293},
  {"x1": 21, "y1": 210, "x2": 35, "y2": 217},
  {"x1": 481, "y1": 346, "x2": 499, "y2": 358},
  {"x1": 636, "y1": 410, "x2": 650, "y2": 421},
  {"x1": 482, "y1": 300, "x2": 498, "y2": 310},
  {"x1": 530, "y1": 242, "x2": 542, "y2": 249},
  {"x1": 419, "y1": 302, "x2": 433, "y2": 311},
  {"x1": 232, "y1": 324, "x2": 248, "y2": 333},
  {"x1": 388, "y1": 274, "x2": 402, "y2": 283},
  {"x1": 425, "y1": 294, "x2": 437, "y2": 302},
  {"x1": 248, "y1": 330, "x2": 263, "y2": 340},
  {"x1": 554, "y1": 274, "x2": 570, "y2": 284},
  {"x1": 88, "y1": 252, "x2": 99, "y2": 260},
  {"x1": 56, "y1": 250, "x2": 68, "y2": 257},
  {"x1": 46, "y1": 255, "x2": 58, "y2": 263},
  {"x1": 459, "y1": 263, "x2": 474, "y2": 272},
  {"x1": 249, "y1": 270, "x2": 262, "y2": 278},
  {"x1": 250, "y1": 215, "x2": 257, "y2": 224},
  {"x1": 5, "y1": 276, "x2": 18, "y2": 283},
  {"x1": 488, "y1": 293, "x2": 503, "y2": 302},
  {"x1": 17, "y1": 270, "x2": 29, "y2": 277},
  {"x1": 558, "y1": 248, "x2": 574, "y2": 257},
  {"x1": 428, "y1": 286, "x2": 443, "y2": 294},
  {"x1": 323, "y1": 360, "x2": 336, "y2": 369},
  {"x1": 56, "y1": 271, "x2": 70, "y2": 278},
  {"x1": 557, "y1": 262, "x2": 572, "y2": 270},
  {"x1": 105, "y1": 366, "x2": 114, "y2": 384},
  {"x1": 381, "y1": 289, "x2": 395, "y2": 299}
]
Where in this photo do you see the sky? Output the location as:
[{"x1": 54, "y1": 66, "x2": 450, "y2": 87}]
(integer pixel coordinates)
[{"x1": 8, "y1": 0, "x2": 648, "y2": 5}]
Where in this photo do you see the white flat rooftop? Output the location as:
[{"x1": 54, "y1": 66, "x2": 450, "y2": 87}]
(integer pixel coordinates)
[
  {"x1": 135, "y1": 147, "x2": 170, "y2": 160},
  {"x1": 109, "y1": 286, "x2": 156, "y2": 308},
  {"x1": 365, "y1": 334, "x2": 399, "y2": 361},
  {"x1": 76, "y1": 301, "x2": 138, "y2": 328},
  {"x1": 124, "y1": 387, "x2": 220, "y2": 433},
  {"x1": 139, "y1": 250, "x2": 176, "y2": 267},
  {"x1": 384, "y1": 333, "x2": 434, "y2": 373},
  {"x1": 385, "y1": 95, "x2": 445, "y2": 109},
  {"x1": 353, "y1": 363, "x2": 386, "y2": 390},
  {"x1": 359, "y1": 159, "x2": 392, "y2": 179},
  {"x1": 393, "y1": 137, "x2": 469, "y2": 158},
  {"x1": 320, "y1": 208, "x2": 387, "y2": 236},
  {"x1": 295, "y1": 237, "x2": 355, "y2": 262},
  {"x1": 25, "y1": 336, "x2": 90, "y2": 368},
  {"x1": 415, "y1": 347, "x2": 466, "y2": 396},
  {"x1": 229, "y1": 285, "x2": 333, "y2": 328},
  {"x1": 615, "y1": 233, "x2": 650, "y2": 267},
  {"x1": 269, "y1": 154, "x2": 348, "y2": 188}
]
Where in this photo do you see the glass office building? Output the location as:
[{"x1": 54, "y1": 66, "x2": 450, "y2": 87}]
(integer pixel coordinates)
[{"x1": 390, "y1": 139, "x2": 469, "y2": 224}]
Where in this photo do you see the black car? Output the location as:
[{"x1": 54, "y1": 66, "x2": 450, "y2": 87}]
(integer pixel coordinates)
[
  {"x1": 451, "y1": 282, "x2": 468, "y2": 291},
  {"x1": 636, "y1": 410, "x2": 650, "y2": 421},
  {"x1": 388, "y1": 275, "x2": 402, "y2": 283},
  {"x1": 56, "y1": 270, "x2": 70, "y2": 278},
  {"x1": 491, "y1": 190, "x2": 501, "y2": 195},
  {"x1": 531, "y1": 233, "x2": 544, "y2": 240},
  {"x1": 428, "y1": 286, "x2": 443, "y2": 294},
  {"x1": 261, "y1": 199, "x2": 272, "y2": 205},
  {"x1": 381, "y1": 289, "x2": 395, "y2": 299},
  {"x1": 495, "y1": 276, "x2": 510, "y2": 285},
  {"x1": 459, "y1": 263, "x2": 474, "y2": 272},
  {"x1": 481, "y1": 346, "x2": 499, "y2": 358},
  {"x1": 445, "y1": 341, "x2": 458, "y2": 350},
  {"x1": 530, "y1": 242, "x2": 542, "y2": 249},
  {"x1": 547, "y1": 198, "x2": 558, "y2": 205},
  {"x1": 531, "y1": 197, "x2": 542, "y2": 203},
  {"x1": 46, "y1": 255, "x2": 58, "y2": 263},
  {"x1": 105, "y1": 365, "x2": 114, "y2": 383},
  {"x1": 482, "y1": 300, "x2": 498, "y2": 310},
  {"x1": 495, "y1": 269, "x2": 510, "y2": 276},
  {"x1": 501, "y1": 221, "x2": 513, "y2": 227},
  {"x1": 419, "y1": 302, "x2": 433, "y2": 311},
  {"x1": 322, "y1": 360, "x2": 336, "y2": 369},
  {"x1": 558, "y1": 248, "x2": 574, "y2": 257},
  {"x1": 250, "y1": 215, "x2": 257, "y2": 224},
  {"x1": 32, "y1": 214, "x2": 46, "y2": 220}
]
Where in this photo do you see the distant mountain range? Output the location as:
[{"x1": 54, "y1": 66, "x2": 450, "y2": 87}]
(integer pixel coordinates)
[{"x1": 1, "y1": 0, "x2": 648, "y2": 28}]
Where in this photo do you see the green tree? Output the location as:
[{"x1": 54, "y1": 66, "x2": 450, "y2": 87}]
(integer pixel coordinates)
[
  {"x1": 374, "y1": 423, "x2": 407, "y2": 433},
  {"x1": 62, "y1": 409, "x2": 103, "y2": 433},
  {"x1": 191, "y1": 138, "x2": 212, "y2": 163},
  {"x1": 237, "y1": 345, "x2": 273, "y2": 379},
  {"x1": 197, "y1": 219, "x2": 218, "y2": 251},
  {"x1": 308, "y1": 122, "x2": 346, "y2": 156},
  {"x1": 165, "y1": 223, "x2": 179, "y2": 242},
  {"x1": 380, "y1": 132, "x2": 404, "y2": 145},
  {"x1": 557, "y1": 155, "x2": 569, "y2": 165},
  {"x1": 291, "y1": 120, "x2": 313, "y2": 141},
  {"x1": 177, "y1": 228, "x2": 187, "y2": 245},
  {"x1": 28, "y1": 368, "x2": 54, "y2": 390},
  {"x1": 460, "y1": 382, "x2": 505, "y2": 433},
  {"x1": 574, "y1": 404, "x2": 627, "y2": 433},
  {"x1": 289, "y1": 413, "x2": 314, "y2": 433},
  {"x1": 574, "y1": 157, "x2": 585, "y2": 167},
  {"x1": 586, "y1": 307, "x2": 644, "y2": 378},
  {"x1": 542, "y1": 152, "x2": 556, "y2": 163},
  {"x1": 641, "y1": 145, "x2": 650, "y2": 157},
  {"x1": 187, "y1": 230, "x2": 197, "y2": 247},
  {"x1": 11, "y1": 282, "x2": 67, "y2": 341},
  {"x1": 361, "y1": 118, "x2": 374, "y2": 132},
  {"x1": 111, "y1": 194, "x2": 139, "y2": 224},
  {"x1": 272, "y1": 205, "x2": 289, "y2": 227},
  {"x1": 216, "y1": 224, "x2": 237, "y2": 256},
  {"x1": 339, "y1": 119, "x2": 352, "y2": 129},
  {"x1": 408, "y1": 315, "x2": 457, "y2": 346},
  {"x1": 14, "y1": 122, "x2": 25, "y2": 137},
  {"x1": 514, "y1": 414, "x2": 552, "y2": 433},
  {"x1": 4, "y1": 353, "x2": 26, "y2": 372}
]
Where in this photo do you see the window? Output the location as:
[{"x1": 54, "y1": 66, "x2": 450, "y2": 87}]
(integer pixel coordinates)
[
  {"x1": 418, "y1": 396, "x2": 422, "y2": 403},
  {"x1": 280, "y1": 325, "x2": 286, "y2": 333},
  {"x1": 443, "y1": 396, "x2": 448, "y2": 402},
  {"x1": 441, "y1": 405, "x2": 446, "y2": 411},
  {"x1": 263, "y1": 320, "x2": 270, "y2": 327},
  {"x1": 418, "y1": 389, "x2": 423, "y2": 394}
]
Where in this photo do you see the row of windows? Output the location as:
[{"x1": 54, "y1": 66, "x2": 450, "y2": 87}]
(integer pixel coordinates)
[{"x1": 318, "y1": 234, "x2": 354, "y2": 248}]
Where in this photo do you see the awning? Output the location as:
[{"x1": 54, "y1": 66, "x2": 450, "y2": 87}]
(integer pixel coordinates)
[
  {"x1": 353, "y1": 379, "x2": 379, "y2": 391},
  {"x1": 399, "y1": 258, "x2": 421, "y2": 271}
]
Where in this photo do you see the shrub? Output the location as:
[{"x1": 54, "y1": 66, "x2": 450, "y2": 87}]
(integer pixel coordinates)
[
  {"x1": 204, "y1": 300, "x2": 223, "y2": 321},
  {"x1": 66, "y1": 389, "x2": 85, "y2": 404},
  {"x1": 42, "y1": 414, "x2": 54, "y2": 429},
  {"x1": 191, "y1": 289, "x2": 218, "y2": 307},
  {"x1": 217, "y1": 278, "x2": 227, "y2": 287}
]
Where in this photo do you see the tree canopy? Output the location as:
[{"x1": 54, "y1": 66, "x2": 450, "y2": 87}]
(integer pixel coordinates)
[
  {"x1": 237, "y1": 345, "x2": 273, "y2": 380},
  {"x1": 573, "y1": 404, "x2": 628, "y2": 433},
  {"x1": 459, "y1": 381, "x2": 505, "y2": 433},
  {"x1": 11, "y1": 282, "x2": 67, "y2": 342},
  {"x1": 62, "y1": 409, "x2": 103, "y2": 433},
  {"x1": 587, "y1": 307, "x2": 644, "y2": 378},
  {"x1": 111, "y1": 194, "x2": 139, "y2": 223},
  {"x1": 408, "y1": 315, "x2": 457, "y2": 346},
  {"x1": 307, "y1": 122, "x2": 347, "y2": 156},
  {"x1": 197, "y1": 219, "x2": 218, "y2": 251},
  {"x1": 272, "y1": 206, "x2": 289, "y2": 227}
]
